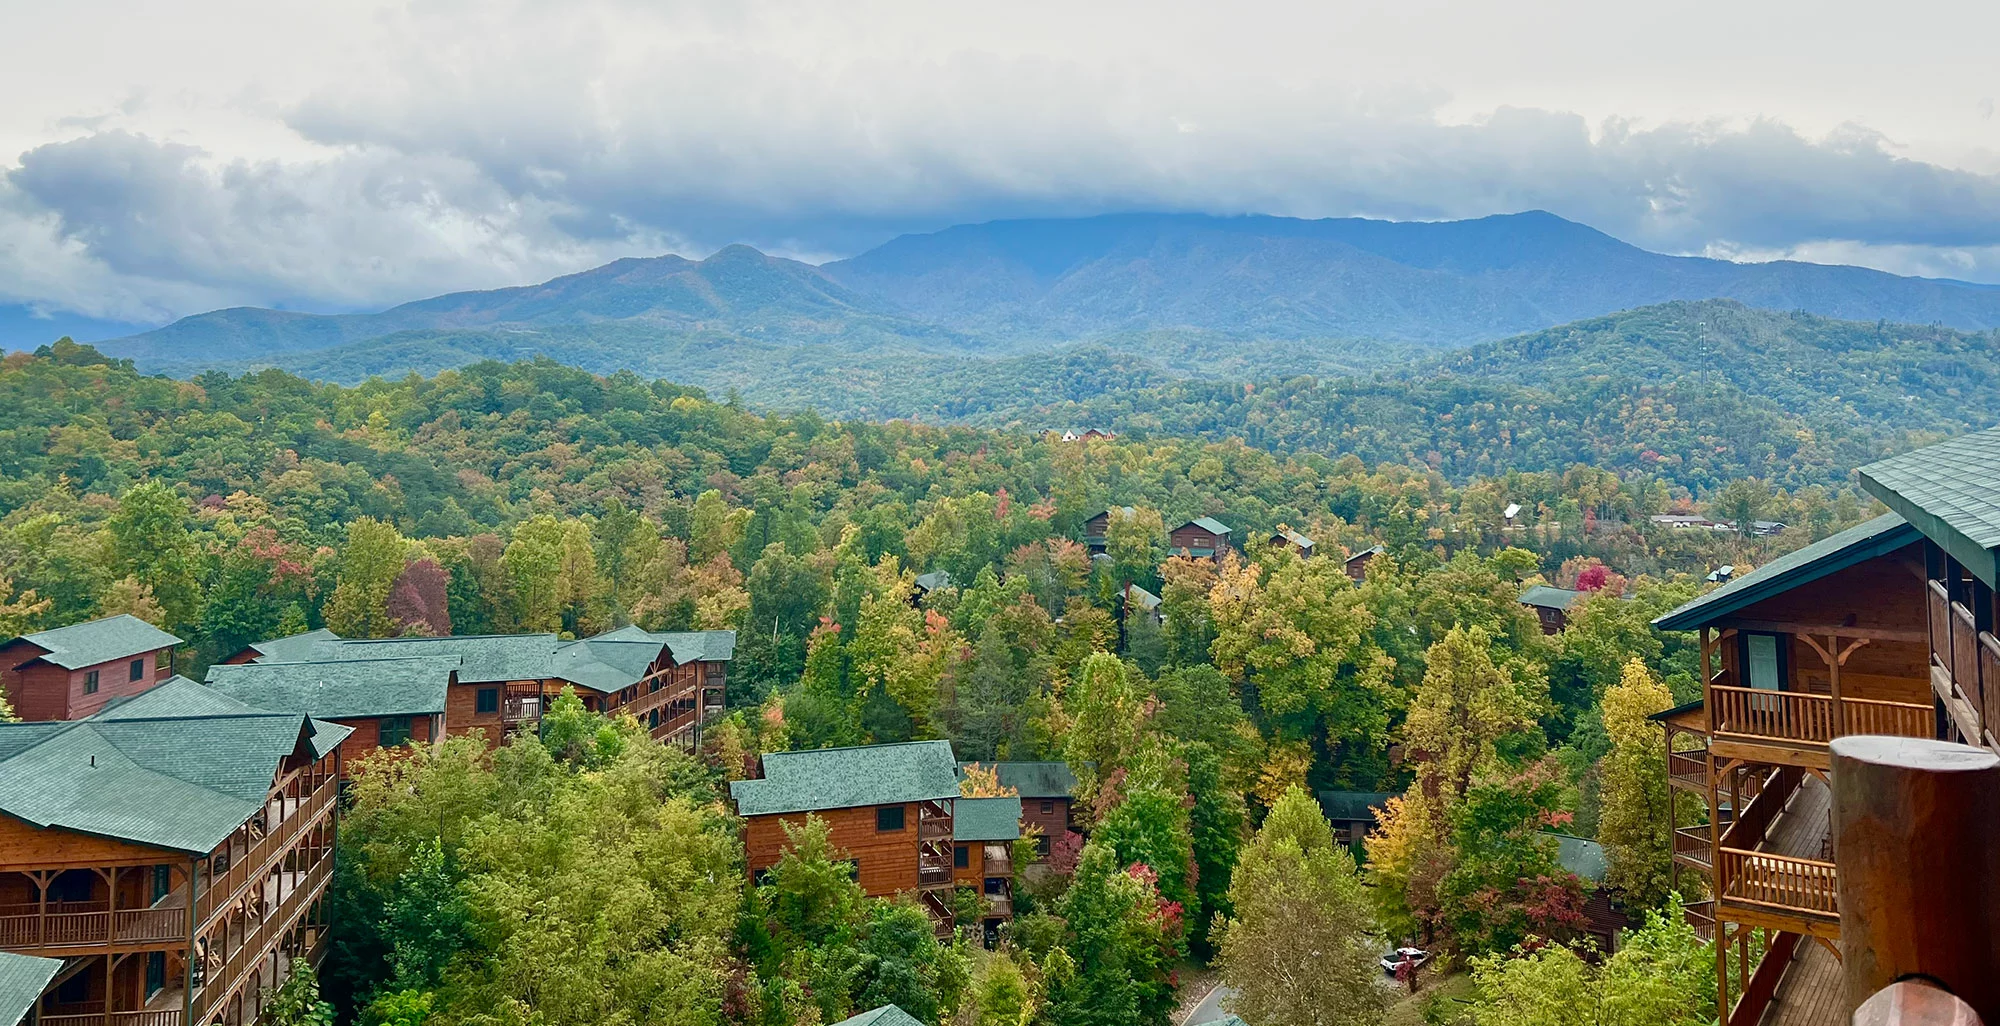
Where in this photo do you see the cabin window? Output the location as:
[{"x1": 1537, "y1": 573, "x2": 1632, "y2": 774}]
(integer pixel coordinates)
[
  {"x1": 1040, "y1": 800, "x2": 1054, "y2": 816},
  {"x1": 1036, "y1": 835, "x2": 1052, "y2": 858},
  {"x1": 145, "y1": 951, "x2": 166, "y2": 997},
  {"x1": 984, "y1": 876, "x2": 1008, "y2": 896},
  {"x1": 476, "y1": 688, "x2": 499, "y2": 714},
  {"x1": 1742, "y1": 633, "x2": 1787, "y2": 691},
  {"x1": 130, "y1": 658, "x2": 146, "y2": 682},
  {"x1": 379, "y1": 716, "x2": 412, "y2": 748},
  {"x1": 954, "y1": 844, "x2": 970, "y2": 869},
  {"x1": 152, "y1": 865, "x2": 172, "y2": 904},
  {"x1": 649, "y1": 709, "x2": 660, "y2": 729},
  {"x1": 876, "y1": 806, "x2": 906, "y2": 832},
  {"x1": 82, "y1": 670, "x2": 99, "y2": 695}
]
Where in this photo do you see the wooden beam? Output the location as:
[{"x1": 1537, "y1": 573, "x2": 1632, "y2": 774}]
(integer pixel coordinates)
[{"x1": 1713, "y1": 618, "x2": 1925, "y2": 643}]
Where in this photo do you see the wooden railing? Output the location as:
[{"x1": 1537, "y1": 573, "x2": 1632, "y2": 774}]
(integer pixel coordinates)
[
  {"x1": 1984, "y1": 632, "x2": 2000, "y2": 746},
  {"x1": 197, "y1": 774, "x2": 335, "y2": 929},
  {"x1": 1712, "y1": 685, "x2": 1931, "y2": 746},
  {"x1": 193, "y1": 855, "x2": 331, "y2": 1023},
  {"x1": 1718, "y1": 847, "x2": 1839, "y2": 918},
  {"x1": 1674, "y1": 826, "x2": 1714, "y2": 867},
  {"x1": 0, "y1": 904, "x2": 187, "y2": 951},
  {"x1": 1668, "y1": 750, "x2": 1707, "y2": 786},
  {"x1": 43, "y1": 1011, "x2": 182, "y2": 1026},
  {"x1": 1683, "y1": 899, "x2": 1716, "y2": 941}
]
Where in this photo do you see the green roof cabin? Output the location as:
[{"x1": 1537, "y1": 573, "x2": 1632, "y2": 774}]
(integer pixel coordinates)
[
  {"x1": 204, "y1": 655, "x2": 456, "y2": 770},
  {"x1": 0, "y1": 676, "x2": 348, "y2": 1026},
  {"x1": 0, "y1": 615, "x2": 183, "y2": 722},
  {"x1": 957, "y1": 761, "x2": 1076, "y2": 858},
  {"x1": 1169, "y1": 517, "x2": 1232, "y2": 562},
  {"x1": 952, "y1": 796, "x2": 1021, "y2": 946}
]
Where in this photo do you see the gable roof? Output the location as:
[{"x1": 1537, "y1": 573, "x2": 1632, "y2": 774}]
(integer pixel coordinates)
[
  {"x1": 5, "y1": 614, "x2": 181, "y2": 670},
  {"x1": 1124, "y1": 583, "x2": 1162, "y2": 612},
  {"x1": 1858, "y1": 427, "x2": 2000, "y2": 590},
  {"x1": 0, "y1": 689, "x2": 350, "y2": 854},
  {"x1": 959, "y1": 760, "x2": 1077, "y2": 798},
  {"x1": 1550, "y1": 832, "x2": 1608, "y2": 884},
  {"x1": 1653, "y1": 513, "x2": 1918, "y2": 631},
  {"x1": 590, "y1": 626, "x2": 738, "y2": 663},
  {"x1": 243, "y1": 627, "x2": 341, "y2": 663},
  {"x1": 1345, "y1": 543, "x2": 1386, "y2": 563},
  {"x1": 829, "y1": 1007, "x2": 926, "y2": 1026},
  {"x1": 954, "y1": 796, "x2": 1023, "y2": 841},
  {"x1": 1178, "y1": 516, "x2": 1232, "y2": 536},
  {"x1": 1518, "y1": 585, "x2": 1584, "y2": 611},
  {"x1": 96, "y1": 675, "x2": 266, "y2": 719},
  {"x1": 0, "y1": 952, "x2": 62, "y2": 1026},
  {"x1": 1317, "y1": 790, "x2": 1394, "y2": 822},
  {"x1": 914, "y1": 571, "x2": 952, "y2": 592},
  {"x1": 309, "y1": 634, "x2": 557, "y2": 683},
  {"x1": 545, "y1": 637, "x2": 671, "y2": 694},
  {"x1": 204, "y1": 657, "x2": 455, "y2": 718},
  {"x1": 732, "y1": 740, "x2": 960, "y2": 817},
  {"x1": 1272, "y1": 527, "x2": 1315, "y2": 549}
]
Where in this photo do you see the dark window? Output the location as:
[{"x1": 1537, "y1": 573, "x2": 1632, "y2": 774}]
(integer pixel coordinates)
[
  {"x1": 145, "y1": 951, "x2": 166, "y2": 997},
  {"x1": 984, "y1": 876, "x2": 1008, "y2": 896},
  {"x1": 954, "y1": 844, "x2": 970, "y2": 869},
  {"x1": 650, "y1": 678, "x2": 662, "y2": 692},
  {"x1": 840, "y1": 860, "x2": 859, "y2": 881},
  {"x1": 1040, "y1": 800, "x2": 1054, "y2": 816},
  {"x1": 753, "y1": 868, "x2": 773, "y2": 887},
  {"x1": 130, "y1": 658, "x2": 146, "y2": 682},
  {"x1": 57, "y1": 973, "x2": 87, "y2": 1005},
  {"x1": 649, "y1": 709, "x2": 660, "y2": 729},
  {"x1": 1036, "y1": 834, "x2": 1052, "y2": 858},
  {"x1": 876, "y1": 806, "x2": 906, "y2": 832},
  {"x1": 476, "y1": 687, "x2": 499, "y2": 714},
  {"x1": 82, "y1": 670, "x2": 99, "y2": 695},
  {"x1": 379, "y1": 716, "x2": 412, "y2": 748},
  {"x1": 152, "y1": 865, "x2": 172, "y2": 903}
]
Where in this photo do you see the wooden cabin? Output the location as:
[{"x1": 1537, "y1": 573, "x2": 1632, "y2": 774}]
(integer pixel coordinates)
[
  {"x1": 828, "y1": 1006, "x2": 924, "y2": 1026},
  {"x1": 952, "y1": 797, "x2": 1020, "y2": 947},
  {"x1": 1519, "y1": 585, "x2": 1584, "y2": 634},
  {"x1": 582, "y1": 628, "x2": 735, "y2": 745},
  {"x1": 1316, "y1": 791, "x2": 1392, "y2": 846},
  {"x1": 293, "y1": 634, "x2": 565, "y2": 744},
  {"x1": 732, "y1": 741, "x2": 960, "y2": 934},
  {"x1": 201, "y1": 656, "x2": 453, "y2": 770},
  {"x1": 1342, "y1": 544, "x2": 1384, "y2": 583},
  {"x1": 1168, "y1": 517, "x2": 1232, "y2": 563},
  {"x1": 0, "y1": 678, "x2": 347, "y2": 1026},
  {"x1": 1652, "y1": 511, "x2": 1939, "y2": 1025},
  {"x1": 1081, "y1": 507, "x2": 1135, "y2": 555},
  {"x1": 958, "y1": 762, "x2": 1076, "y2": 857},
  {"x1": 1549, "y1": 833, "x2": 1633, "y2": 957},
  {"x1": 1121, "y1": 584, "x2": 1163, "y2": 625},
  {"x1": 0, "y1": 616, "x2": 182, "y2": 722},
  {"x1": 1269, "y1": 526, "x2": 1316, "y2": 559}
]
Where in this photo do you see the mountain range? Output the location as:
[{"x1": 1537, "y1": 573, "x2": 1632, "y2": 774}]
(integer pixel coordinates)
[{"x1": 96, "y1": 210, "x2": 2000, "y2": 390}]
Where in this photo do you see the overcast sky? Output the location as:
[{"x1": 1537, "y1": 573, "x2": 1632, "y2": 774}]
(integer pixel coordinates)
[{"x1": 5, "y1": 0, "x2": 2000, "y2": 335}]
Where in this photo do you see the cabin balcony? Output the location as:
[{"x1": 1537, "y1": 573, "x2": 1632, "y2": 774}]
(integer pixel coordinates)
[
  {"x1": 1708, "y1": 684, "x2": 1931, "y2": 768},
  {"x1": 1926, "y1": 579, "x2": 2000, "y2": 751},
  {"x1": 501, "y1": 696, "x2": 543, "y2": 727},
  {"x1": 1681, "y1": 899, "x2": 1716, "y2": 942},
  {"x1": 1667, "y1": 749, "x2": 1708, "y2": 790},
  {"x1": 1715, "y1": 770, "x2": 1839, "y2": 938},
  {"x1": 1672, "y1": 826, "x2": 1715, "y2": 870}
]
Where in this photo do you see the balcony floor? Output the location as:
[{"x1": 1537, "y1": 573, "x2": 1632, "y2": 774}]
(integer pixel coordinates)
[
  {"x1": 1761, "y1": 938, "x2": 1842, "y2": 1026},
  {"x1": 1762, "y1": 774, "x2": 1832, "y2": 861}
]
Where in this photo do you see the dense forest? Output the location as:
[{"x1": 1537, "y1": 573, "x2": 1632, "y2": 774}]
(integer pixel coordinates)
[{"x1": 0, "y1": 340, "x2": 1862, "y2": 1026}]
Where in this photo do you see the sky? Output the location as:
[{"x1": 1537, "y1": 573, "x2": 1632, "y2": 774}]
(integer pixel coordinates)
[{"x1": 4, "y1": 0, "x2": 2000, "y2": 341}]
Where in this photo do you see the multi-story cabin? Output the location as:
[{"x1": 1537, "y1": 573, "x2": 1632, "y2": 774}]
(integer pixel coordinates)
[
  {"x1": 958, "y1": 762, "x2": 1076, "y2": 857},
  {"x1": 1652, "y1": 510, "x2": 1940, "y2": 1025},
  {"x1": 1342, "y1": 544, "x2": 1385, "y2": 583},
  {"x1": 1519, "y1": 585, "x2": 1584, "y2": 635},
  {"x1": 732, "y1": 741, "x2": 959, "y2": 934},
  {"x1": 1268, "y1": 526, "x2": 1316, "y2": 559},
  {"x1": 1168, "y1": 518, "x2": 1232, "y2": 562},
  {"x1": 0, "y1": 677, "x2": 346, "y2": 1026},
  {"x1": 1081, "y1": 507, "x2": 1136, "y2": 555},
  {"x1": 201, "y1": 657, "x2": 454, "y2": 769},
  {"x1": 582, "y1": 627, "x2": 734, "y2": 744},
  {"x1": 1316, "y1": 790, "x2": 1393, "y2": 847},
  {"x1": 0, "y1": 617, "x2": 182, "y2": 722},
  {"x1": 951, "y1": 797, "x2": 1020, "y2": 947}
]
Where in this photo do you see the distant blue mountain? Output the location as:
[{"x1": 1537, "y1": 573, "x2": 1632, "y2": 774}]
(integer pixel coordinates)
[
  {"x1": 0, "y1": 304, "x2": 152, "y2": 351},
  {"x1": 95, "y1": 210, "x2": 2000, "y2": 375}
]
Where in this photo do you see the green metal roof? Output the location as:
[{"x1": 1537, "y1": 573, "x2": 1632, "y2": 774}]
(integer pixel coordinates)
[
  {"x1": 1181, "y1": 516, "x2": 1232, "y2": 536},
  {"x1": 1317, "y1": 791, "x2": 1394, "y2": 822},
  {"x1": 310, "y1": 634, "x2": 558, "y2": 683},
  {"x1": 592, "y1": 626, "x2": 737, "y2": 663},
  {"x1": 953, "y1": 796, "x2": 1023, "y2": 841},
  {"x1": 246, "y1": 627, "x2": 340, "y2": 662},
  {"x1": 205, "y1": 656, "x2": 455, "y2": 718},
  {"x1": 1518, "y1": 584, "x2": 1584, "y2": 611},
  {"x1": 6, "y1": 614, "x2": 181, "y2": 670},
  {"x1": 0, "y1": 685, "x2": 351, "y2": 854},
  {"x1": 96, "y1": 675, "x2": 266, "y2": 719},
  {"x1": 1550, "y1": 832, "x2": 1608, "y2": 884},
  {"x1": 828, "y1": 1007, "x2": 926, "y2": 1026},
  {"x1": 959, "y1": 761, "x2": 1077, "y2": 798},
  {"x1": 1858, "y1": 427, "x2": 2000, "y2": 590},
  {"x1": 545, "y1": 637, "x2": 669, "y2": 694},
  {"x1": 732, "y1": 740, "x2": 960, "y2": 817},
  {"x1": 913, "y1": 571, "x2": 952, "y2": 592},
  {"x1": 1272, "y1": 527, "x2": 1315, "y2": 549},
  {"x1": 1653, "y1": 513, "x2": 1918, "y2": 631},
  {"x1": 0, "y1": 951, "x2": 62, "y2": 1026}
]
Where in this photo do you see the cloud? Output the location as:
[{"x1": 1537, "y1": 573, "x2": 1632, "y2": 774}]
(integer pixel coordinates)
[{"x1": 5, "y1": 0, "x2": 2000, "y2": 323}]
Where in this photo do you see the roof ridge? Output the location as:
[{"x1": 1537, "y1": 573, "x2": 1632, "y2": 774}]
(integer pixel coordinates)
[
  {"x1": 765, "y1": 738, "x2": 954, "y2": 758},
  {"x1": 223, "y1": 654, "x2": 462, "y2": 667}
]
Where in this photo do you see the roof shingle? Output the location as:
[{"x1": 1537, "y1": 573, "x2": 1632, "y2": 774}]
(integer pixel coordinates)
[
  {"x1": 204, "y1": 656, "x2": 455, "y2": 718},
  {"x1": 732, "y1": 740, "x2": 959, "y2": 817},
  {"x1": 1858, "y1": 426, "x2": 2000, "y2": 590},
  {"x1": 6, "y1": 615, "x2": 181, "y2": 670}
]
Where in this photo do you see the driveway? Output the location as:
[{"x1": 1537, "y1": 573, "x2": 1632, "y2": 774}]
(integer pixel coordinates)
[{"x1": 1184, "y1": 983, "x2": 1237, "y2": 1025}]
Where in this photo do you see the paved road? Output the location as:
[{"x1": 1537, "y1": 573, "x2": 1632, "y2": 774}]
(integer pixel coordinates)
[{"x1": 1184, "y1": 984, "x2": 1237, "y2": 1026}]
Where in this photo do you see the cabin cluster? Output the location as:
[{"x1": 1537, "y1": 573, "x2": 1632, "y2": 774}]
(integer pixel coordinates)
[
  {"x1": 1649, "y1": 426, "x2": 2000, "y2": 1026},
  {"x1": 0, "y1": 621, "x2": 735, "y2": 1026}
]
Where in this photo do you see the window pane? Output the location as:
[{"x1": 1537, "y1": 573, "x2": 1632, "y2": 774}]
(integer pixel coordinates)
[{"x1": 1747, "y1": 634, "x2": 1782, "y2": 691}]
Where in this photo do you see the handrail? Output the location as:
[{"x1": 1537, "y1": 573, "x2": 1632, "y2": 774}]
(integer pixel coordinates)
[
  {"x1": 1718, "y1": 847, "x2": 1838, "y2": 917},
  {"x1": 193, "y1": 854, "x2": 332, "y2": 1022},
  {"x1": 1711, "y1": 685, "x2": 1931, "y2": 745},
  {"x1": 196, "y1": 774, "x2": 336, "y2": 930},
  {"x1": 0, "y1": 902, "x2": 189, "y2": 951},
  {"x1": 1673, "y1": 826, "x2": 1714, "y2": 865}
]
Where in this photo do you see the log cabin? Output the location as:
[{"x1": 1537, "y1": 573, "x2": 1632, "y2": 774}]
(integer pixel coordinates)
[
  {"x1": 0, "y1": 617, "x2": 182, "y2": 723},
  {"x1": 731, "y1": 741, "x2": 960, "y2": 935},
  {"x1": 1167, "y1": 518, "x2": 1232, "y2": 563},
  {"x1": 956, "y1": 762, "x2": 1076, "y2": 858},
  {"x1": 1342, "y1": 544, "x2": 1385, "y2": 583},
  {"x1": 1652, "y1": 510, "x2": 1940, "y2": 1026},
  {"x1": 200, "y1": 657, "x2": 454, "y2": 771},
  {"x1": 1518, "y1": 585, "x2": 1583, "y2": 634},
  {"x1": 1315, "y1": 791, "x2": 1392, "y2": 847},
  {"x1": 1548, "y1": 833, "x2": 1633, "y2": 957},
  {"x1": 286, "y1": 634, "x2": 564, "y2": 744},
  {"x1": 951, "y1": 797, "x2": 1020, "y2": 948},
  {"x1": 0, "y1": 677, "x2": 347, "y2": 1026},
  {"x1": 579, "y1": 628, "x2": 734, "y2": 745},
  {"x1": 1081, "y1": 507, "x2": 1136, "y2": 555},
  {"x1": 1268, "y1": 526, "x2": 1315, "y2": 559}
]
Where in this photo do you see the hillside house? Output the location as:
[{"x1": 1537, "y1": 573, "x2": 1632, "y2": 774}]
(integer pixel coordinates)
[
  {"x1": 959, "y1": 762, "x2": 1076, "y2": 856},
  {"x1": 912, "y1": 571, "x2": 952, "y2": 606},
  {"x1": 1342, "y1": 544, "x2": 1385, "y2": 582},
  {"x1": 1316, "y1": 791, "x2": 1393, "y2": 846},
  {"x1": 1549, "y1": 833, "x2": 1632, "y2": 957},
  {"x1": 1122, "y1": 583, "x2": 1163, "y2": 624},
  {"x1": 828, "y1": 1007, "x2": 924, "y2": 1026},
  {"x1": 1081, "y1": 507, "x2": 1136, "y2": 555},
  {"x1": 202, "y1": 656, "x2": 454, "y2": 770},
  {"x1": 0, "y1": 616, "x2": 182, "y2": 722},
  {"x1": 1168, "y1": 517, "x2": 1232, "y2": 562},
  {"x1": 732, "y1": 741, "x2": 960, "y2": 934},
  {"x1": 0, "y1": 677, "x2": 347, "y2": 1026},
  {"x1": 586, "y1": 627, "x2": 735, "y2": 744},
  {"x1": 1518, "y1": 585, "x2": 1584, "y2": 634},
  {"x1": 1269, "y1": 526, "x2": 1315, "y2": 559},
  {"x1": 952, "y1": 797, "x2": 1021, "y2": 946}
]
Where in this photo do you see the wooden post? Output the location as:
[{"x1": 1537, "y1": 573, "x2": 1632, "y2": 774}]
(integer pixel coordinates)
[
  {"x1": 1853, "y1": 980, "x2": 1984, "y2": 1026},
  {"x1": 1832, "y1": 736, "x2": 2000, "y2": 1022}
]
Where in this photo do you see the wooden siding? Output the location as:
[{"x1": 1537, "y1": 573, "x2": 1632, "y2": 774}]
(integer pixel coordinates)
[
  {"x1": 329, "y1": 714, "x2": 438, "y2": 770},
  {"x1": 0, "y1": 816, "x2": 179, "y2": 870},
  {"x1": 743, "y1": 804, "x2": 920, "y2": 897},
  {"x1": 1020, "y1": 797, "x2": 1069, "y2": 854},
  {"x1": 0, "y1": 646, "x2": 171, "y2": 722},
  {"x1": 1168, "y1": 525, "x2": 1227, "y2": 556}
]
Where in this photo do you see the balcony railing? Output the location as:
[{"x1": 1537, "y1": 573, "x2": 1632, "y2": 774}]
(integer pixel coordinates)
[
  {"x1": 197, "y1": 775, "x2": 336, "y2": 930},
  {"x1": 1673, "y1": 826, "x2": 1714, "y2": 868},
  {"x1": 42, "y1": 1011, "x2": 182, "y2": 1026},
  {"x1": 1667, "y1": 750, "x2": 1706, "y2": 787},
  {"x1": 0, "y1": 900, "x2": 187, "y2": 952},
  {"x1": 1711, "y1": 685, "x2": 1931, "y2": 746},
  {"x1": 1717, "y1": 847, "x2": 1838, "y2": 919},
  {"x1": 193, "y1": 855, "x2": 331, "y2": 1023},
  {"x1": 1682, "y1": 899, "x2": 1716, "y2": 941}
]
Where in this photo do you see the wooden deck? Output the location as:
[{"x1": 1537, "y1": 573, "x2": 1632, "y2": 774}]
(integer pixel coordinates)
[
  {"x1": 1762, "y1": 773, "x2": 1832, "y2": 861},
  {"x1": 1760, "y1": 937, "x2": 1843, "y2": 1026}
]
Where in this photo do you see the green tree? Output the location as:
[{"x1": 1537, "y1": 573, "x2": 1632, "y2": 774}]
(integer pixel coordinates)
[
  {"x1": 501, "y1": 514, "x2": 567, "y2": 633},
  {"x1": 106, "y1": 482, "x2": 201, "y2": 626},
  {"x1": 1598, "y1": 661, "x2": 1677, "y2": 908},
  {"x1": 324, "y1": 518, "x2": 408, "y2": 638}
]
